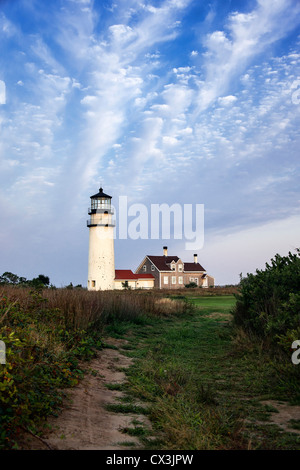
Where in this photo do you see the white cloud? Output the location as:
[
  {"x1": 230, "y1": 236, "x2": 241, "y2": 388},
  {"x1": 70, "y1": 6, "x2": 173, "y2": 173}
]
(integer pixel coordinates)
[
  {"x1": 218, "y1": 95, "x2": 237, "y2": 106},
  {"x1": 31, "y1": 37, "x2": 65, "y2": 74},
  {"x1": 54, "y1": 1, "x2": 96, "y2": 60},
  {"x1": 0, "y1": 12, "x2": 18, "y2": 38},
  {"x1": 177, "y1": 127, "x2": 193, "y2": 135},
  {"x1": 41, "y1": 0, "x2": 195, "y2": 197},
  {"x1": 109, "y1": 24, "x2": 137, "y2": 43},
  {"x1": 195, "y1": 0, "x2": 300, "y2": 112},
  {"x1": 162, "y1": 135, "x2": 179, "y2": 145},
  {"x1": 162, "y1": 84, "x2": 193, "y2": 115},
  {"x1": 80, "y1": 95, "x2": 97, "y2": 105},
  {"x1": 173, "y1": 66, "x2": 192, "y2": 73}
]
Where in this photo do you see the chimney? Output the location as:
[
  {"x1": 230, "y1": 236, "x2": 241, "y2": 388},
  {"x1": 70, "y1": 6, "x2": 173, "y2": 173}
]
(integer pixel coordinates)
[
  {"x1": 194, "y1": 254, "x2": 198, "y2": 263},
  {"x1": 163, "y1": 246, "x2": 168, "y2": 257}
]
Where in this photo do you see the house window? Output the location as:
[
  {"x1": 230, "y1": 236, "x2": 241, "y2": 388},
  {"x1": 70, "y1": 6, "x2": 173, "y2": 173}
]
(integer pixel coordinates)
[
  {"x1": 178, "y1": 264, "x2": 183, "y2": 272},
  {"x1": 172, "y1": 264, "x2": 176, "y2": 271},
  {"x1": 172, "y1": 276, "x2": 176, "y2": 285},
  {"x1": 179, "y1": 276, "x2": 183, "y2": 284},
  {"x1": 194, "y1": 278, "x2": 198, "y2": 285},
  {"x1": 189, "y1": 277, "x2": 194, "y2": 283},
  {"x1": 151, "y1": 265, "x2": 155, "y2": 271},
  {"x1": 143, "y1": 265, "x2": 147, "y2": 272},
  {"x1": 164, "y1": 276, "x2": 168, "y2": 285}
]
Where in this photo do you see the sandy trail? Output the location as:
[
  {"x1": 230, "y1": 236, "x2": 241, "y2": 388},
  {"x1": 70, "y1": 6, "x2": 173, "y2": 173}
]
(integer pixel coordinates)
[{"x1": 20, "y1": 338, "x2": 150, "y2": 450}]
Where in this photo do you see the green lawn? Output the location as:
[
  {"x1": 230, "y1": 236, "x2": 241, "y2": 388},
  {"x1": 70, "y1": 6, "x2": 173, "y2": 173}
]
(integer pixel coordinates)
[
  {"x1": 188, "y1": 294, "x2": 236, "y2": 311},
  {"x1": 104, "y1": 295, "x2": 300, "y2": 450}
]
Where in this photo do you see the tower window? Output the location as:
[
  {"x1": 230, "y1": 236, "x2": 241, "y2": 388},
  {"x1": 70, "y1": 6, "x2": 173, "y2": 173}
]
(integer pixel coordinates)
[{"x1": 92, "y1": 280, "x2": 96, "y2": 288}]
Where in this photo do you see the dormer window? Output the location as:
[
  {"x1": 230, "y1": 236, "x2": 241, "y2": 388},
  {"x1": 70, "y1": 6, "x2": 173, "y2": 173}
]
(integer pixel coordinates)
[
  {"x1": 171, "y1": 264, "x2": 176, "y2": 271},
  {"x1": 178, "y1": 264, "x2": 183, "y2": 272}
]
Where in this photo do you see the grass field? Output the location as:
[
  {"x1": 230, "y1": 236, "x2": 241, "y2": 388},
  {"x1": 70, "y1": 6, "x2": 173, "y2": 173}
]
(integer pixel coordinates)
[
  {"x1": 104, "y1": 294, "x2": 300, "y2": 450},
  {"x1": 188, "y1": 294, "x2": 236, "y2": 310},
  {"x1": 1, "y1": 287, "x2": 299, "y2": 450}
]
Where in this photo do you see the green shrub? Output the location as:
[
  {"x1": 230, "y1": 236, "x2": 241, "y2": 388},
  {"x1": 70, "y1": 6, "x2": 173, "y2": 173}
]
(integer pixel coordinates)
[
  {"x1": 185, "y1": 282, "x2": 198, "y2": 288},
  {"x1": 233, "y1": 250, "x2": 300, "y2": 349},
  {"x1": 0, "y1": 288, "x2": 101, "y2": 449}
]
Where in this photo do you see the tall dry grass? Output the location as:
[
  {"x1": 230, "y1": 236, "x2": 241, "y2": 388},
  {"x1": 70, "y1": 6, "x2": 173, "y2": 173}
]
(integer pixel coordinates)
[
  {"x1": 0, "y1": 285, "x2": 193, "y2": 449},
  {"x1": 44, "y1": 288, "x2": 191, "y2": 328},
  {"x1": 1, "y1": 286, "x2": 192, "y2": 332}
]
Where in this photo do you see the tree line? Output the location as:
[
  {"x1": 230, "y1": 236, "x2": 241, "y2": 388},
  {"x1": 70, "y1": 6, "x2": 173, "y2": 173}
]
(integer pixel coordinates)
[{"x1": 0, "y1": 272, "x2": 50, "y2": 288}]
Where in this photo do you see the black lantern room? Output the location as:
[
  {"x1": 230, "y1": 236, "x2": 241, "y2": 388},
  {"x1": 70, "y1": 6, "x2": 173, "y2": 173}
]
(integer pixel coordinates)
[{"x1": 89, "y1": 187, "x2": 112, "y2": 213}]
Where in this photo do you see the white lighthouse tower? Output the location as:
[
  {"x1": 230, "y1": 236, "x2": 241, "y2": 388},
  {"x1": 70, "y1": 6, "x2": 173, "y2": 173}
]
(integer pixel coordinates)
[{"x1": 87, "y1": 186, "x2": 115, "y2": 290}]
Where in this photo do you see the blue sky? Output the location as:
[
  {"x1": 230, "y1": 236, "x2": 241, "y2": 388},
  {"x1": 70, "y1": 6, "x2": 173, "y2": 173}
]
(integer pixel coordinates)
[{"x1": 0, "y1": 0, "x2": 299, "y2": 286}]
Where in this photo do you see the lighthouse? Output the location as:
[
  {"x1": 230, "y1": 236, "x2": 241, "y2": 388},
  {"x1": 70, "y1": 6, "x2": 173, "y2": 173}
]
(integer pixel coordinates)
[{"x1": 87, "y1": 187, "x2": 115, "y2": 290}]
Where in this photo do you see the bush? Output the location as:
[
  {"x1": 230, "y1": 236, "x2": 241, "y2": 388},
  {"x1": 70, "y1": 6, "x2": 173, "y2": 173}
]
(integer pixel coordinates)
[
  {"x1": 0, "y1": 288, "x2": 102, "y2": 449},
  {"x1": 185, "y1": 282, "x2": 198, "y2": 288},
  {"x1": 233, "y1": 249, "x2": 300, "y2": 349}
]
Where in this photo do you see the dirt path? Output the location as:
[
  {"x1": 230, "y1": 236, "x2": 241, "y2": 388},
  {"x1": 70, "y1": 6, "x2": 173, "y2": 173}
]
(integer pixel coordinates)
[
  {"x1": 260, "y1": 400, "x2": 300, "y2": 435},
  {"x1": 20, "y1": 338, "x2": 151, "y2": 450}
]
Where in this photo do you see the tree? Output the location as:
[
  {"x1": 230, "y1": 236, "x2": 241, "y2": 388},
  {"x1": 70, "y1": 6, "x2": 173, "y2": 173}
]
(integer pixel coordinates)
[
  {"x1": 36, "y1": 274, "x2": 50, "y2": 286},
  {"x1": 0, "y1": 272, "x2": 20, "y2": 285},
  {"x1": 0, "y1": 272, "x2": 50, "y2": 288},
  {"x1": 29, "y1": 274, "x2": 50, "y2": 288}
]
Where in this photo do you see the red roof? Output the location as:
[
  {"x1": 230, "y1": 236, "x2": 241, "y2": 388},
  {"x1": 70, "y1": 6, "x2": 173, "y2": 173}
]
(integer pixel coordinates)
[
  {"x1": 115, "y1": 270, "x2": 136, "y2": 280},
  {"x1": 115, "y1": 269, "x2": 154, "y2": 280}
]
